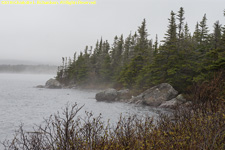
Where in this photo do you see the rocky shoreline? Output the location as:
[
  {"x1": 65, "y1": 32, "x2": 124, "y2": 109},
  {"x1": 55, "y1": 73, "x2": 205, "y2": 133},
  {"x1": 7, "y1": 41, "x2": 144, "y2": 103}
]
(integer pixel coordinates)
[
  {"x1": 36, "y1": 79, "x2": 191, "y2": 109},
  {"x1": 36, "y1": 78, "x2": 63, "y2": 89},
  {"x1": 95, "y1": 83, "x2": 190, "y2": 109}
]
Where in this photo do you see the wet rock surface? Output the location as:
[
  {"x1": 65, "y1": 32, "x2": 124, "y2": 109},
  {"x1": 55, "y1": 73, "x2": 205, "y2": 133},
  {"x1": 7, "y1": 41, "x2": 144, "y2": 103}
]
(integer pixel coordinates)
[
  {"x1": 95, "y1": 83, "x2": 189, "y2": 109},
  {"x1": 45, "y1": 78, "x2": 62, "y2": 89},
  {"x1": 95, "y1": 88, "x2": 118, "y2": 101}
]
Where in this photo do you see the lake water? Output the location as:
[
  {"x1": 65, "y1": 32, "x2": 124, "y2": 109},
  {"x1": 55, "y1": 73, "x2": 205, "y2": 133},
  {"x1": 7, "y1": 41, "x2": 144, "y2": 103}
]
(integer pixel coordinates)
[{"x1": 0, "y1": 73, "x2": 162, "y2": 147}]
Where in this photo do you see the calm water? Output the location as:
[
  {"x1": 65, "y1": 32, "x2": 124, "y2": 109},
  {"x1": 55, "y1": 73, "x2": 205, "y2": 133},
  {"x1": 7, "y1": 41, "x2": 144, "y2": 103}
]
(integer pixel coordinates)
[{"x1": 0, "y1": 73, "x2": 161, "y2": 146}]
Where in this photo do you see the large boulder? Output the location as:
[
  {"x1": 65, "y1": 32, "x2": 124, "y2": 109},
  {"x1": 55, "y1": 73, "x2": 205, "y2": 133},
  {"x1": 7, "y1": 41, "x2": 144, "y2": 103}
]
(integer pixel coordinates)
[
  {"x1": 159, "y1": 98, "x2": 182, "y2": 109},
  {"x1": 159, "y1": 94, "x2": 187, "y2": 109},
  {"x1": 95, "y1": 88, "x2": 118, "y2": 101},
  {"x1": 176, "y1": 94, "x2": 186, "y2": 103},
  {"x1": 133, "y1": 83, "x2": 178, "y2": 107},
  {"x1": 45, "y1": 78, "x2": 62, "y2": 89},
  {"x1": 117, "y1": 89, "x2": 131, "y2": 100}
]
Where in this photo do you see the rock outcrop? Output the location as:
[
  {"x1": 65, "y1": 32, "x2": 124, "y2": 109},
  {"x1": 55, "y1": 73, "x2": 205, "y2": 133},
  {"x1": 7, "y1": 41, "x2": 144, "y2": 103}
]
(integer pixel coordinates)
[
  {"x1": 45, "y1": 78, "x2": 62, "y2": 89},
  {"x1": 159, "y1": 94, "x2": 187, "y2": 109},
  {"x1": 176, "y1": 94, "x2": 186, "y2": 103},
  {"x1": 95, "y1": 88, "x2": 132, "y2": 102},
  {"x1": 95, "y1": 88, "x2": 118, "y2": 101},
  {"x1": 159, "y1": 99, "x2": 179, "y2": 109},
  {"x1": 36, "y1": 85, "x2": 45, "y2": 88},
  {"x1": 131, "y1": 83, "x2": 178, "y2": 107},
  {"x1": 117, "y1": 89, "x2": 132, "y2": 100},
  {"x1": 95, "y1": 83, "x2": 189, "y2": 109}
]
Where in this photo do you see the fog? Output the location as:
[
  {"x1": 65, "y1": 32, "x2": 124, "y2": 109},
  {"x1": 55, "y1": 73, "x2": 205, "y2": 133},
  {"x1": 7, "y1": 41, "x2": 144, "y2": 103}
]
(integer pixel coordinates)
[
  {"x1": 0, "y1": 64, "x2": 57, "y2": 74},
  {"x1": 0, "y1": 0, "x2": 224, "y2": 65}
]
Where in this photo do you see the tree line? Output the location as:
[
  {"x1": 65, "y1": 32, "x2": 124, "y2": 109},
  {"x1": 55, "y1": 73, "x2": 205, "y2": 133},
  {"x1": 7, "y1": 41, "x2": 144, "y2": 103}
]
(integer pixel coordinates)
[
  {"x1": 56, "y1": 7, "x2": 225, "y2": 92},
  {"x1": 0, "y1": 64, "x2": 57, "y2": 74}
]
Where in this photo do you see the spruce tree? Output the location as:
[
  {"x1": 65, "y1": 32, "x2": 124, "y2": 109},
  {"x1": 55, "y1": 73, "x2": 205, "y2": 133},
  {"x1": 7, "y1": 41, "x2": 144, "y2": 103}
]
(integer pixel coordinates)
[
  {"x1": 212, "y1": 21, "x2": 222, "y2": 49},
  {"x1": 199, "y1": 14, "x2": 209, "y2": 44},
  {"x1": 177, "y1": 7, "x2": 185, "y2": 40},
  {"x1": 184, "y1": 23, "x2": 191, "y2": 40},
  {"x1": 123, "y1": 34, "x2": 132, "y2": 65},
  {"x1": 111, "y1": 35, "x2": 124, "y2": 80},
  {"x1": 193, "y1": 22, "x2": 201, "y2": 45},
  {"x1": 136, "y1": 19, "x2": 149, "y2": 57}
]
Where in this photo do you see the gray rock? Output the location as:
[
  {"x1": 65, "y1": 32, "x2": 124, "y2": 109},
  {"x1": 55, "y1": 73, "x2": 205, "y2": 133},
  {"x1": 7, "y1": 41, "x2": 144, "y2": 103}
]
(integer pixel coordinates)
[
  {"x1": 135, "y1": 100, "x2": 142, "y2": 105},
  {"x1": 176, "y1": 94, "x2": 186, "y2": 103},
  {"x1": 36, "y1": 85, "x2": 45, "y2": 88},
  {"x1": 128, "y1": 94, "x2": 143, "y2": 104},
  {"x1": 183, "y1": 101, "x2": 192, "y2": 107},
  {"x1": 159, "y1": 94, "x2": 188, "y2": 109},
  {"x1": 45, "y1": 78, "x2": 62, "y2": 89},
  {"x1": 67, "y1": 84, "x2": 77, "y2": 89},
  {"x1": 137, "y1": 83, "x2": 178, "y2": 106},
  {"x1": 159, "y1": 98, "x2": 182, "y2": 109},
  {"x1": 95, "y1": 88, "x2": 118, "y2": 101},
  {"x1": 117, "y1": 89, "x2": 131, "y2": 100}
]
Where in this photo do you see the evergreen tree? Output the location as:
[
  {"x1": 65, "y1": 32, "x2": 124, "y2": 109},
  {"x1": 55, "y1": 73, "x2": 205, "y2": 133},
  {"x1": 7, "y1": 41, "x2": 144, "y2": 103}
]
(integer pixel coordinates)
[
  {"x1": 118, "y1": 20, "x2": 149, "y2": 88},
  {"x1": 199, "y1": 14, "x2": 209, "y2": 44},
  {"x1": 135, "y1": 19, "x2": 149, "y2": 57},
  {"x1": 164, "y1": 11, "x2": 177, "y2": 45},
  {"x1": 128, "y1": 32, "x2": 138, "y2": 59},
  {"x1": 206, "y1": 20, "x2": 225, "y2": 73},
  {"x1": 212, "y1": 21, "x2": 222, "y2": 49},
  {"x1": 118, "y1": 55, "x2": 144, "y2": 87},
  {"x1": 136, "y1": 11, "x2": 178, "y2": 89},
  {"x1": 99, "y1": 40, "x2": 112, "y2": 82},
  {"x1": 123, "y1": 34, "x2": 132, "y2": 65},
  {"x1": 55, "y1": 9, "x2": 224, "y2": 92},
  {"x1": 177, "y1": 7, "x2": 185, "y2": 40},
  {"x1": 193, "y1": 22, "x2": 201, "y2": 44},
  {"x1": 111, "y1": 35, "x2": 124, "y2": 79},
  {"x1": 153, "y1": 34, "x2": 158, "y2": 53},
  {"x1": 184, "y1": 23, "x2": 191, "y2": 40}
]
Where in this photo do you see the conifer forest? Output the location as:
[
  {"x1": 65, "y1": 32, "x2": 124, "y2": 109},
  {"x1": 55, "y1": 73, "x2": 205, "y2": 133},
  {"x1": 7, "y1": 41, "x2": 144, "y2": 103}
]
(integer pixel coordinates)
[{"x1": 56, "y1": 7, "x2": 225, "y2": 93}]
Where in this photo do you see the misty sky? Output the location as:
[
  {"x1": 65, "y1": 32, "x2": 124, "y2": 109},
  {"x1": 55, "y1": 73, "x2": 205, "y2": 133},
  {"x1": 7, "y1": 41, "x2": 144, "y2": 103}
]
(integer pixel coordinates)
[{"x1": 0, "y1": 0, "x2": 224, "y2": 65}]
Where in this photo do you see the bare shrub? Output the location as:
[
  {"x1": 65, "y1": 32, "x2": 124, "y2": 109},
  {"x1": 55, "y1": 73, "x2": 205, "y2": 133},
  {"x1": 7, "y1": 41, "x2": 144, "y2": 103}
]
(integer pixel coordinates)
[{"x1": 3, "y1": 93, "x2": 225, "y2": 150}]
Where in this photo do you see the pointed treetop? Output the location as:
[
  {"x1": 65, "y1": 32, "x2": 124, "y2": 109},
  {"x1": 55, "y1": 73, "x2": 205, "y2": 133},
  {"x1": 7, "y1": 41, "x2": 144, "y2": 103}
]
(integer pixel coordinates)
[
  {"x1": 177, "y1": 7, "x2": 185, "y2": 39},
  {"x1": 199, "y1": 14, "x2": 209, "y2": 43},
  {"x1": 164, "y1": 11, "x2": 177, "y2": 44}
]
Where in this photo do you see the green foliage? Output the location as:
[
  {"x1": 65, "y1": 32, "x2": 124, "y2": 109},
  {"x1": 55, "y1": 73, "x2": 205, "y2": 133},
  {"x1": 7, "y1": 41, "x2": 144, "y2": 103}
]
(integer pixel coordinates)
[
  {"x1": 177, "y1": 7, "x2": 185, "y2": 40},
  {"x1": 118, "y1": 55, "x2": 144, "y2": 87},
  {"x1": 56, "y1": 8, "x2": 225, "y2": 92},
  {"x1": 100, "y1": 53, "x2": 112, "y2": 82}
]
